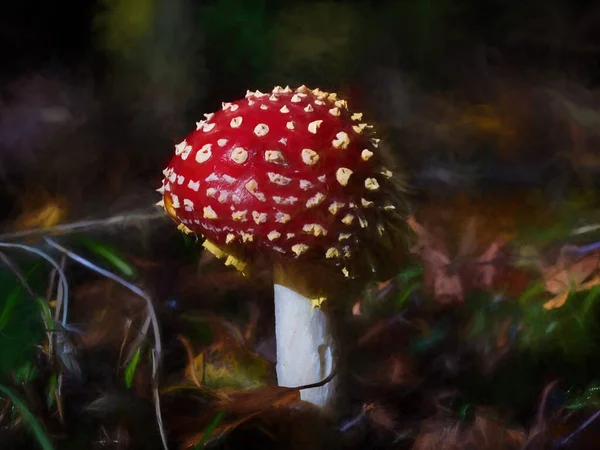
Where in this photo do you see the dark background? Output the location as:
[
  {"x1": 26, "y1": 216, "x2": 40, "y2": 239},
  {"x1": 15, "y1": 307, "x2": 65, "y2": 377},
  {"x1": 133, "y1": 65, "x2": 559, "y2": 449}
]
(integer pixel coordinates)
[{"x1": 2, "y1": 0, "x2": 600, "y2": 210}]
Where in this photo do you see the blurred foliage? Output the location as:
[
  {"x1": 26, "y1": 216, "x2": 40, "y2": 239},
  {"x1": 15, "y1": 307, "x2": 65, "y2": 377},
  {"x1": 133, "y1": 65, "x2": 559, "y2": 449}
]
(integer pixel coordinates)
[
  {"x1": 565, "y1": 383, "x2": 600, "y2": 410},
  {"x1": 268, "y1": 2, "x2": 364, "y2": 86},
  {"x1": 199, "y1": 0, "x2": 275, "y2": 89},
  {"x1": 94, "y1": 0, "x2": 156, "y2": 58},
  {"x1": 195, "y1": 348, "x2": 272, "y2": 390},
  {"x1": 94, "y1": 0, "x2": 206, "y2": 135},
  {"x1": 0, "y1": 385, "x2": 54, "y2": 450},
  {"x1": 0, "y1": 267, "x2": 45, "y2": 381}
]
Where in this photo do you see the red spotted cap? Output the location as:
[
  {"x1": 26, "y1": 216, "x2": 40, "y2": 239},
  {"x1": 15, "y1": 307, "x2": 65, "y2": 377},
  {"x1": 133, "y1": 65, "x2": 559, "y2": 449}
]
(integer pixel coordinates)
[{"x1": 157, "y1": 85, "x2": 406, "y2": 276}]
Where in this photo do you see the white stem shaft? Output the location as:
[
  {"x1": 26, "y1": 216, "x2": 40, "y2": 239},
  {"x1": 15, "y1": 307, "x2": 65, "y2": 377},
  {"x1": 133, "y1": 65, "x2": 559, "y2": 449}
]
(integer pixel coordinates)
[{"x1": 274, "y1": 283, "x2": 336, "y2": 408}]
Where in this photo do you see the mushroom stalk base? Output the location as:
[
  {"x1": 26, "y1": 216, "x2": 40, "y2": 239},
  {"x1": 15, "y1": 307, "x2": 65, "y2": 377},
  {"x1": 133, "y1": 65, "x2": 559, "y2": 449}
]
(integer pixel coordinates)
[{"x1": 274, "y1": 283, "x2": 335, "y2": 408}]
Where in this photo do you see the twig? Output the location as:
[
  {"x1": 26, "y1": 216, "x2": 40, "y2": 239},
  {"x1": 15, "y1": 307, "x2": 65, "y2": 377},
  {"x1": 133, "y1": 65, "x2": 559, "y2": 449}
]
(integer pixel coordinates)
[
  {"x1": 45, "y1": 264, "x2": 59, "y2": 359},
  {"x1": 339, "y1": 407, "x2": 367, "y2": 432},
  {"x1": 44, "y1": 238, "x2": 161, "y2": 359},
  {"x1": 0, "y1": 398, "x2": 11, "y2": 425},
  {"x1": 0, "y1": 252, "x2": 37, "y2": 298},
  {"x1": 524, "y1": 380, "x2": 558, "y2": 447},
  {"x1": 296, "y1": 366, "x2": 337, "y2": 391},
  {"x1": 0, "y1": 250, "x2": 74, "y2": 380},
  {"x1": 56, "y1": 372, "x2": 64, "y2": 424},
  {"x1": 555, "y1": 408, "x2": 600, "y2": 447},
  {"x1": 52, "y1": 255, "x2": 67, "y2": 328},
  {"x1": 152, "y1": 349, "x2": 169, "y2": 450},
  {"x1": 0, "y1": 243, "x2": 69, "y2": 326},
  {"x1": 570, "y1": 224, "x2": 600, "y2": 236},
  {"x1": 43, "y1": 238, "x2": 168, "y2": 450},
  {"x1": 123, "y1": 314, "x2": 152, "y2": 366},
  {"x1": 566, "y1": 241, "x2": 600, "y2": 255},
  {"x1": 54, "y1": 255, "x2": 68, "y2": 362},
  {"x1": 118, "y1": 318, "x2": 134, "y2": 367},
  {"x1": 178, "y1": 335, "x2": 202, "y2": 388},
  {"x1": 45, "y1": 267, "x2": 58, "y2": 304},
  {"x1": 0, "y1": 210, "x2": 165, "y2": 241}
]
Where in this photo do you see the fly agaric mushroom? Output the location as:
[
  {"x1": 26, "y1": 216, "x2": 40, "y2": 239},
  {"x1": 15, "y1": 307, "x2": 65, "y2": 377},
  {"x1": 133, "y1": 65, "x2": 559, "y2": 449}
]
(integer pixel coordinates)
[{"x1": 157, "y1": 85, "x2": 407, "y2": 408}]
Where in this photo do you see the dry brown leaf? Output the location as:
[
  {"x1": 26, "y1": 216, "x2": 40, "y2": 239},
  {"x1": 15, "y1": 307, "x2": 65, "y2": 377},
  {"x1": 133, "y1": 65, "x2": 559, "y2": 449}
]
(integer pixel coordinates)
[
  {"x1": 182, "y1": 411, "x2": 262, "y2": 449},
  {"x1": 407, "y1": 215, "x2": 464, "y2": 303},
  {"x1": 15, "y1": 194, "x2": 67, "y2": 230},
  {"x1": 217, "y1": 385, "x2": 301, "y2": 415},
  {"x1": 412, "y1": 408, "x2": 525, "y2": 450},
  {"x1": 408, "y1": 215, "x2": 509, "y2": 304},
  {"x1": 180, "y1": 383, "x2": 308, "y2": 447},
  {"x1": 542, "y1": 249, "x2": 600, "y2": 309}
]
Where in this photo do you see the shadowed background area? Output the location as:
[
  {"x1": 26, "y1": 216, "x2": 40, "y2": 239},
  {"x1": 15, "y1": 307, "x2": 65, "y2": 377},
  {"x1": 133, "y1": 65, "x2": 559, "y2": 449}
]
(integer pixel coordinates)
[{"x1": 2, "y1": 0, "x2": 600, "y2": 221}]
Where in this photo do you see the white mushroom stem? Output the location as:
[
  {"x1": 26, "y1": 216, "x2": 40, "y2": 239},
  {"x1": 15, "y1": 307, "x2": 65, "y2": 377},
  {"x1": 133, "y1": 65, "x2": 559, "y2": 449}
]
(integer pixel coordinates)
[{"x1": 274, "y1": 283, "x2": 336, "y2": 408}]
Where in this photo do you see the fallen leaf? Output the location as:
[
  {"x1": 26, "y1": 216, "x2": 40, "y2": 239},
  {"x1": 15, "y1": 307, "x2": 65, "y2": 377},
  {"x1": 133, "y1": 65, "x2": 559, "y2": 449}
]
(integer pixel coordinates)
[
  {"x1": 408, "y1": 215, "x2": 510, "y2": 303},
  {"x1": 213, "y1": 385, "x2": 302, "y2": 418},
  {"x1": 413, "y1": 407, "x2": 525, "y2": 450},
  {"x1": 181, "y1": 387, "x2": 311, "y2": 448},
  {"x1": 185, "y1": 347, "x2": 274, "y2": 390},
  {"x1": 542, "y1": 249, "x2": 600, "y2": 309},
  {"x1": 407, "y1": 216, "x2": 464, "y2": 303},
  {"x1": 474, "y1": 238, "x2": 507, "y2": 289},
  {"x1": 15, "y1": 195, "x2": 66, "y2": 230}
]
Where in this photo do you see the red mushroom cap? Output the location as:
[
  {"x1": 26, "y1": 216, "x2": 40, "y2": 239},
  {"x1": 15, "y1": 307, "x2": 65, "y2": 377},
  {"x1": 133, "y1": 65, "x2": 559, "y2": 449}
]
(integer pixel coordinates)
[{"x1": 158, "y1": 85, "x2": 405, "y2": 275}]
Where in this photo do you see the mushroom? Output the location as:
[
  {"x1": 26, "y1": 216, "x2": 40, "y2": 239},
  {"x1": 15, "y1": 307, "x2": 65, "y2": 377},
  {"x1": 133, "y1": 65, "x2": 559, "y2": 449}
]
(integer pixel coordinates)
[{"x1": 157, "y1": 85, "x2": 408, "y2": 409}]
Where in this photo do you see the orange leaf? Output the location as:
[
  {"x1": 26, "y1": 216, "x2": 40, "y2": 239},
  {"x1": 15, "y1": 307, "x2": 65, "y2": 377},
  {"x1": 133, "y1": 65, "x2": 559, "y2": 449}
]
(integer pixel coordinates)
[
  {"x1": 543, "y1": 291, "x2": 570, "y2": 310},
  {"x1": 542, "y1": 249, "x2": 600, "y2": 309},
  {"x1": 408, "y1": 216, "x2": 463, "y2": 303}
]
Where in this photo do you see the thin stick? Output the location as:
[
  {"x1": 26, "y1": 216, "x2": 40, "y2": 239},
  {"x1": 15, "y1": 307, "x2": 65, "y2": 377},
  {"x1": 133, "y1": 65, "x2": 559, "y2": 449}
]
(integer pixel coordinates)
[
  {"x1": 0, "y1": 252, "x2": 37, "y2": 298},
  {"x1": 152, "y1": 349, "x2": 169, "y2": 450},
  {"x1": 0, "y1": 243, "x2": 69, "y2": 325},
  {"x1": 0, "y1": 250, "x2": 64, "y2": 373},
  {"x1": 43, "y1": 238, "x2": 168, "y2": 450},
  {"x1": 0, "y1": 399, "x2": 11, "y2": 425},
  {"x1": 123, "y1": 314, "x2": 152, "y2": 366},
  {"x1": 296, "y1": 367, "x2": 337, "y2": 391},
  {"x1": 118, "y1": 319, "x2": 134, "y2": 367},
  {"x1": 0, "y1": 210, "x2": 165, "y2": 241},
  {"x1": 178, "y1": 335, "x2": 202, "y2": 388},
  {"x1": 44, "y1": 238, "x2": 162, "y2": 360},
  {"x1": 45, "y1": 264, "x2": 59, "y2": 359},
  {"x1": 52, "y1": 254, "x2": 68, "y2": 328},
  {"x1": 556, "y1": 408, "x2": 600, "y2": 447}
]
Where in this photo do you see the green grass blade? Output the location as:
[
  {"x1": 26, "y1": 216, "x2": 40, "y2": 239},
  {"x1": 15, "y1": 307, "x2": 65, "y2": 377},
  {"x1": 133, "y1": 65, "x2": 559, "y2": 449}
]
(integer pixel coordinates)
[
  {"x1": 395, "y1": 281, "x2": 421, "y2": 309},
  {"x1": 124, "y1": 346, "x2": 142, "y2": 388},
  {"x1": 0, "y1": 384, "x2": 54, "y2": 450},
  {"x1": 582, "y1": 285, "x2": 600, "y2": 316},
  {"x1": 0, "y1": 286, "x2": 21, "y2": 332},
  {"x1": 195, "y1": 410, "x2": 226, "y2": 449},
  {"x1": 73, "y1": 236, "x2": 138, "y2": 279}
]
